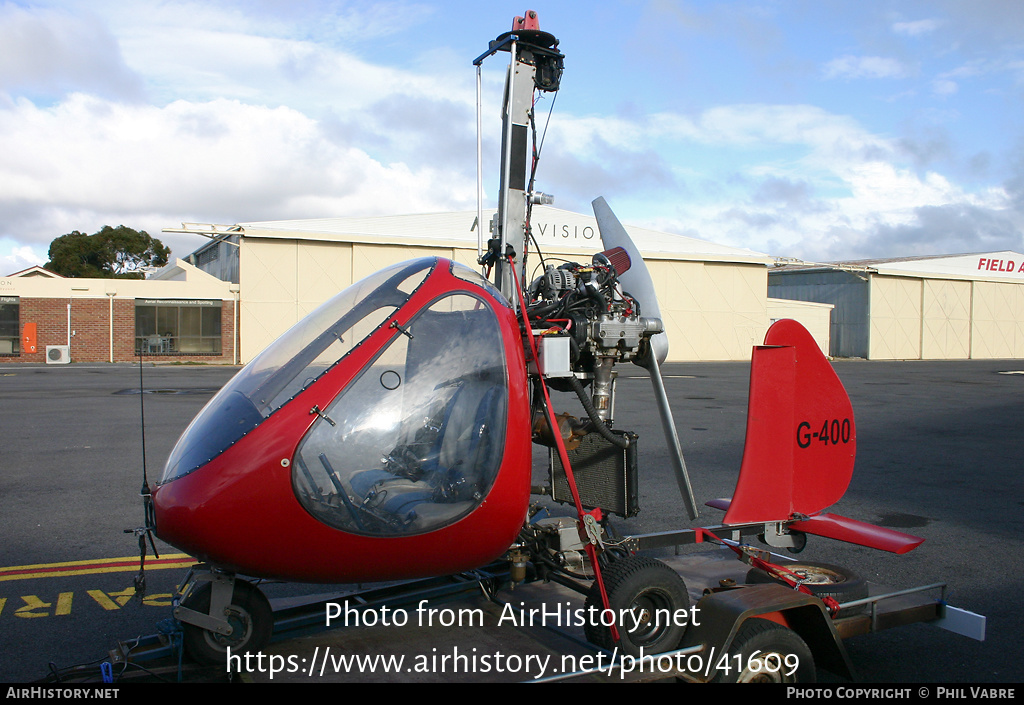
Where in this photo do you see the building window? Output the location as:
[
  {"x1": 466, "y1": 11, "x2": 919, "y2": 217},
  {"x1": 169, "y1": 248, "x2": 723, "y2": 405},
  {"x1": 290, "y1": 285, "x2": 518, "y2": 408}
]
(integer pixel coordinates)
[
  {"x1": 0, "y1": 297, "x2": 18, "y2": 356},
  {"x1": 135, "y1": 299, "x2": 222, "y2": 355}
]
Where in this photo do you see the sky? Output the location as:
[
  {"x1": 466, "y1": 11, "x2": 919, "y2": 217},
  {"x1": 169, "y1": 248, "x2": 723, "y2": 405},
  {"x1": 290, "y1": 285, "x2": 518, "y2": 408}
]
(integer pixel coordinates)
[{"x1": 1, "y1": 0, "x2": 1022, "y2": 274}]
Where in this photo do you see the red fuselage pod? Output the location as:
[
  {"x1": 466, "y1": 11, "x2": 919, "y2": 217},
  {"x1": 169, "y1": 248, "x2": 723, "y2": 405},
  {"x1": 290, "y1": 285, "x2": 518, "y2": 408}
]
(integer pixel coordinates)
[{"x1": 153, "y1": 258, "x2": 532, "y2": 583}]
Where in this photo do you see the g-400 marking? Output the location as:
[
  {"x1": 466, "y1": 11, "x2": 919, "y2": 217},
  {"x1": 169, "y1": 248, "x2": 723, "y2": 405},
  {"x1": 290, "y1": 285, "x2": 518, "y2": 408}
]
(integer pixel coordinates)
[{"x1": 797, "y1": 419, "x2": 852, "y2": 449}]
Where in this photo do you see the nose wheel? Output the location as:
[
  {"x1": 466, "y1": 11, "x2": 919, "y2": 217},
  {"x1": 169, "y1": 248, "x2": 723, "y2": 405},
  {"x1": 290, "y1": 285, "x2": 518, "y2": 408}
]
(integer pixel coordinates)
[{"x1": 176, "y1": 572, "x2": 273, "y2": 665}]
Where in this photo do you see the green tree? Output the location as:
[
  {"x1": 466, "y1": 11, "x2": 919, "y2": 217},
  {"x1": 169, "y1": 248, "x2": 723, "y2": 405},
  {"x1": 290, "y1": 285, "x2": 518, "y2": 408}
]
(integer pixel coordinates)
[{"x1": 45, "y1": 226, "x2": 171, "y2": 279}]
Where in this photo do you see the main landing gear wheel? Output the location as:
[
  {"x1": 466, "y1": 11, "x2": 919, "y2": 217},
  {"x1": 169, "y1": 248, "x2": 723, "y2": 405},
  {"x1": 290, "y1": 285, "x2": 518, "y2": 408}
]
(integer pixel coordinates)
[
  {"x1": 745, "y1": 560, "x2": 869, "y2": 612},
  {"x1": 181, "y1": 580, "x2": 273, "y2": 665},
  {"x1": 583, "y1": 556, "x2": 690, "y2": 657},
  {"x1": 711, "y1": 618, "x2": 816, "y2": 683}
]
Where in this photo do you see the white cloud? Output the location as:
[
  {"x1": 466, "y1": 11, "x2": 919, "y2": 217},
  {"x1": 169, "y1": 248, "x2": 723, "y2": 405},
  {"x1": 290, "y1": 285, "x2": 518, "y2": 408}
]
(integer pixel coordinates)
[
  {"x1": 0, "y1": 1, "x2": 1019, "y2": 267},
  {"x1": 0, "y1": 244, "x2": 45, "y2": 276},
  {"x1": 892, "y1": 19, "x2": 942, "y2": 37},
  {"x1": 932, "y1": 78, "x2": 959, "y2": 95},
  {"x1": 0, "y1": 93, "x2": 479, "y2": 257},
  {"x1": 1, "y1": 1, "x2": 464, "y2": 114},
  {"x1": 0, "y1": 2, "x2": 489, "y2": 261},
  {"x1": 0, "y1": 4, "x2": 143, "y2": 100},
  {"x1": 544, "y1": 102, "x2": 1015, "y2": 260},
  {"x1": 823, "y1": 55, "x2": 914, "y2": 80},
  {"x1": 99, "y1": 0, "x2": 435, "y2": 44},
  {"x1": 104, "y1": 1, "x2": 462, "y2": 113}
]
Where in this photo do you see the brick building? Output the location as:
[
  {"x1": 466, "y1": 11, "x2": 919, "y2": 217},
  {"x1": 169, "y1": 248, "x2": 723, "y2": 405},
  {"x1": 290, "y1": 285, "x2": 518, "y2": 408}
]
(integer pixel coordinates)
[{"x1": 0, "y1": 260, "x2": 238, "y2": 364}]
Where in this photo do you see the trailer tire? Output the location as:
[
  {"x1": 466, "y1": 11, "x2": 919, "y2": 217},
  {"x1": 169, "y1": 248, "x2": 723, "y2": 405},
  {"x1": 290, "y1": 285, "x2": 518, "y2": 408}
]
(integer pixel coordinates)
[
  {"x1": 583, "y1": 556, "x2": 690, "y2": 657},
  {"x1": 745, "y1": 560, "x2": 868, "y2": 610},
  {"x1": 181, "y1": 580, "x2": 273, "y2": 665},
  {"x1": 711, "y1": 618, "x2": 816, "y2": 683}
]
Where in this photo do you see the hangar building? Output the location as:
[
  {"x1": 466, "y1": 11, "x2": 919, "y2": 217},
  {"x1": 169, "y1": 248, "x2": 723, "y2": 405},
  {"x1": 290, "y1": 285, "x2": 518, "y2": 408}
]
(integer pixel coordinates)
[
  {"x1": 176, "y1": 205, "x2": 788, "y2": 364},
  {"x1": 768, "y1": 252, "x2": 1024, "y2": 360}
]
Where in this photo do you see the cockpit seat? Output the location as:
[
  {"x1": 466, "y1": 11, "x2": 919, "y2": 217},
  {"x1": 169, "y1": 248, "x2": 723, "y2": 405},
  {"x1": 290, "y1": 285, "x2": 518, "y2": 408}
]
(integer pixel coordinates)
[
  {"x1": 348, "y1": 380, "x2": 503, "y2": 531},
  {"x1": 363, "y1": 479, "x2": 435, "y2": 525},
  {"x1": 347, "y1": 382, "x2": 466, "y2": 500}
]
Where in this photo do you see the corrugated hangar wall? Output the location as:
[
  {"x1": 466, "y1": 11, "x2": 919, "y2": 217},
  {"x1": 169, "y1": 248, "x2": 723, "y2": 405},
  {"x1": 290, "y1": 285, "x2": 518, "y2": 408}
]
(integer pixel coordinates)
[
  {"x1": 767, "y1": 269, "x2": 868, "y2": 358},
  {"x1": 769, "y1": 257, "x2": 1024, "y2": 360},
  {"x1": 236, "y1": 234, "x2": 770, "y2": 365}
]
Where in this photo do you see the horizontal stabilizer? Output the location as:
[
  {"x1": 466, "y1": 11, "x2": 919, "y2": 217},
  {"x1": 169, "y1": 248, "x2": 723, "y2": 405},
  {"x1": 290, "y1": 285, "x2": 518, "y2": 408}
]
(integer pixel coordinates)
[
  {"x1": 708, "y1": 498, "x2": 925, "y2": 553},
  {"x1": 790, "y1": 513, "x2": 925, "y2": 555},
  {"x1": 706, "y1": 499, "x2": 924, "y2": 554}
]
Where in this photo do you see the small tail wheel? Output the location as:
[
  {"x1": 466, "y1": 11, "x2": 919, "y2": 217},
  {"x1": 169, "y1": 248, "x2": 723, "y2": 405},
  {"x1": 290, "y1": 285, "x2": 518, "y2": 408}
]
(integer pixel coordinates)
[
  {"x1": 181, "y1": 580, "x2": 273, "y2": 664},
  {"x1": 583, "y1": 556, "x2": 690, "y2": 657},
  {"x1": 712, "y1": 618, "x2": 816, "y2": 683}
]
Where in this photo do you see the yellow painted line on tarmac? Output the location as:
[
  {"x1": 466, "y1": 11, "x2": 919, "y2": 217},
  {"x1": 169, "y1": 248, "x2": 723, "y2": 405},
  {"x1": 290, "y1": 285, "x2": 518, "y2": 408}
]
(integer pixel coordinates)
[{"x1": 0, "y1": 554, "x2": 197, "y2": 582}]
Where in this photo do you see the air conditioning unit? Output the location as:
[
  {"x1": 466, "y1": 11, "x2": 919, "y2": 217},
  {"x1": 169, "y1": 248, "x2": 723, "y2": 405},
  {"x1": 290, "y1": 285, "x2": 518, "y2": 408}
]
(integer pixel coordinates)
[{"x1": 46, "y1": 345, "x2": 70, "y2": 364}]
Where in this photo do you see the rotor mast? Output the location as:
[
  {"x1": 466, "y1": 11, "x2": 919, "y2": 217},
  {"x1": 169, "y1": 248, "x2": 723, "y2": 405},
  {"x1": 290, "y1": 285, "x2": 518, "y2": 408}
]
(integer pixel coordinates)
[{"x1": 475, "y1": 11, "x2": 563, "y2": 305}]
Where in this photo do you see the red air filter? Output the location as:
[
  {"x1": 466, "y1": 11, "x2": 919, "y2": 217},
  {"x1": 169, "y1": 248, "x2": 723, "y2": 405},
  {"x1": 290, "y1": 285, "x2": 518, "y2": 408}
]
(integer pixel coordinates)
[{"x1": 600, "y1": 247, "x2": 631, "y2": 276}]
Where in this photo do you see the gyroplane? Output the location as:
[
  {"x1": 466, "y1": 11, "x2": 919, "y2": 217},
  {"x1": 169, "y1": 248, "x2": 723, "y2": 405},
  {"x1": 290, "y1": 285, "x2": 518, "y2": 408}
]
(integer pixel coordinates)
[{"x1": 139, "y1": 11, "x2": 937, "y2": 673}]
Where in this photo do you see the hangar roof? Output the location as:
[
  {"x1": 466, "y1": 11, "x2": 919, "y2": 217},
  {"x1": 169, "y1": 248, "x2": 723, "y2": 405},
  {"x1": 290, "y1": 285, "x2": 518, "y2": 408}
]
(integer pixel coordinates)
[
  {"x1": 771, "y1": 251, "x2": 1024, "y2": 283},
  {"x1": 236, "y1": 206, "x2": 773, "y2": 266}
]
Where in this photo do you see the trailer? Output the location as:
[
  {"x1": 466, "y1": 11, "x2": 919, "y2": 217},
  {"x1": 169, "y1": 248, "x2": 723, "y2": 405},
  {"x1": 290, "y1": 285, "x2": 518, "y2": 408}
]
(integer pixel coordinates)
[{"x1": 93, "y1": 519, "x2": 983, "y2": 684}]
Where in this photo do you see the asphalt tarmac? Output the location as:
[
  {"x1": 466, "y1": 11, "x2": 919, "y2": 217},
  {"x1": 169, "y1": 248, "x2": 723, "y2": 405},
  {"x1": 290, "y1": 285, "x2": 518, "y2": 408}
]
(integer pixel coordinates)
[{"x1": 0, "y1": 358, "x2": 1021, "y2": 683}]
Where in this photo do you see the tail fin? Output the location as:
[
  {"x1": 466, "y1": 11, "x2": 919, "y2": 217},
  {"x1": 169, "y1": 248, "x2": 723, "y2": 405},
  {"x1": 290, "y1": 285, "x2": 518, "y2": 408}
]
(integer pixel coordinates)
[
  {"x1": 723, "y1": 319, "x2": 855, "y2": 525},
  {"x1": 720, "y1": 320, "x2": 923, "y2": 554}
]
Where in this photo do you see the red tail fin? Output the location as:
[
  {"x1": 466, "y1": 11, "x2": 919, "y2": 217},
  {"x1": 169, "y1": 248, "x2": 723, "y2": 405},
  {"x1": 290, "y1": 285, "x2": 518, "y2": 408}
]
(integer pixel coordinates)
[
  {"x1": 723, "y1": 319, "x2": 855, "y2": 524},
  {"x1": 719, "y1": 320, "x2": 924, "y2": 554}
]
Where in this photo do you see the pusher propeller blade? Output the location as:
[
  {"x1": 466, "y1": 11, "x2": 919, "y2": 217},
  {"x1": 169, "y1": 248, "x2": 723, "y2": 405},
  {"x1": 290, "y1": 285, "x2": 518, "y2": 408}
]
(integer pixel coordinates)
[
  {"x1": 592, "y1": 197, "x2": 668, "y2": 364},
  {"x1": 592, "y1": 197, "x2": 698, "y2": 519}
]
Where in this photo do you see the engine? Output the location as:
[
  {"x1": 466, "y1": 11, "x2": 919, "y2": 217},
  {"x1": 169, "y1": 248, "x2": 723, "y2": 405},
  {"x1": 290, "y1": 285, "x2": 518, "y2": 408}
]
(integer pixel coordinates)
[{"x1": 525, "y1": 248, "x2": 662, "y2": 426}]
